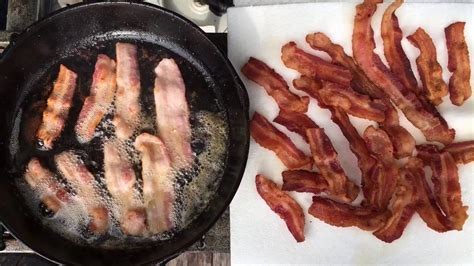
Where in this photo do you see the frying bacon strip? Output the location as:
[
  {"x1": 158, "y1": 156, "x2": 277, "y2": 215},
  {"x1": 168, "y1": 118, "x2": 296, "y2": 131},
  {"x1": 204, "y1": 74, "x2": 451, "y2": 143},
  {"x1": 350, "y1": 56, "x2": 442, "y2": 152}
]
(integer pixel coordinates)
[
  {"x1": 24, "y1": 158, "x2": 70, "y2": 214},
  {"x1": 404, "y1": 157, "x2": 451, "y2": 232},
  {"x1": 154, "y1": 58, "x2": 193, "y2": 168},
  {"x1": 305, "y1": 32, "x2": 415, "y2": 158},
  {"x1": 36, "y1": 65, "x2": 78, "y2": 150},
  {"x1": 429, "y1": 152, "x2": 468, "y2": 230},
  {"x1": 308, "y1": 196, "x2": 387, "y2": 231},
  {"x1": 319, "y1": 81, "x2": 386, "y2": 122},
  {"x1": 104, "y1": 140, "x2": 146, "y2": 235},
  {"x1": 75, "y1": 54, "x2": 117, "y2": 143},
  {"x1": 251, "y1": 112, "x2": 311, "y2": 169},
  {"x1": 273, "y1": 109, "x2": 318, "y2": 142},
  {"x1": 281, "y1": 170, "x2": 328, "y2": 194},
  {"x1": 55, "y1": 151, "x2": 109, "y2": 234},
  {"x1": 256, "y1": 174, "x2": 305, "y2": 242},
  {"x1": 363, "y1": 126, "x2": 398, "y2": 210},
  {"x1": 445, "y1": 22, "x2": 472, "y2": 106},
  {"x1": 352, "y1": 0, "x2": 454, "y2": 144},
  {"x1": 373, "y1": 176, "x2": 415, "y2": 243},
  {"x1": 135, "y1": 133, "x2": 174, "y2": 234},
  {"x1": 407, "y1": 28, "x2": 448, "y2": 105},
  {"x1": 443, "y1": 141, "x2": 474, "y2": 165},
  {"x1": 241, "y1": 57, "x2": 309, "y2": 113},
  {"x1": 113, "y1": 43, "x2": 142, "y2": 140},
  {"x1": 381, "y1": 0, "x2": 421, "y2": 95},
  {"x1": 281, "y1": 42, "x2": 353, "y2": 86},
  {"x1": 306, "y1": 128, "x2": 359, "y2": 202}
]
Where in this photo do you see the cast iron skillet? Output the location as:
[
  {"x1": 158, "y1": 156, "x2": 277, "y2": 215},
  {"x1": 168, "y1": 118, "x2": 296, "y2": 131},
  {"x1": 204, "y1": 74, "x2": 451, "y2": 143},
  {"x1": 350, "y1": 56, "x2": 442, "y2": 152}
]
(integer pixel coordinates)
[{"x1": 0, "y1": 1, "x2": 249, "y2": 265}]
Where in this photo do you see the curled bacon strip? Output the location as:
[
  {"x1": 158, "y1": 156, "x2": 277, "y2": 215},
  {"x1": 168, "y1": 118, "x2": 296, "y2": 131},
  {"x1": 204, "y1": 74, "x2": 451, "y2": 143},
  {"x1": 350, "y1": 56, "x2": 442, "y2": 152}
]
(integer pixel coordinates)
[
  {"x1": 404, "y1": 157, "x2": 451, "y2": 232},
  {"x1": 251, "y1": 112, "x2": 311, "y2": 169},
  {"x1": 307, "y1": 128, "x2": 359, "y2": 202},
  {"x1": 308, "y1": 196, "x2": 387, "y2": 231},
  {"x1": 319, "y1": 81, "x2": 386, "y2": 122},
  {"x1": 36, "y1": 65, "x2": 78, "y2": 150},
  {"x1": 381, "y1": 101, "x2": 415, "y2": 159},
  {"x1": 281, "y1": 42, "x2": 353, "y2": 86},
  {"x1": 416, "y1": 143, "x2": 440, "y2": 164},
  {"x1": 407, "y1": 28, "x2": 448, "y2": 105},
  {"x1": 445, "y1": 22, "x2": 472, "y2": 106},
  {"x1": 256, "y1": 174, "x2": 305, "y2": 242},
  {"x1": 381, "y1": 0, "x2": 421, "y2": 95},
  {"x1": 241, "y1": 57, "x2": 309, "y2": 113},
  {"x1": 353, "y1": 0, "x2": 454, "y2": 144},
  {"x1": 443, "y1": 141, "x2": 474, "y2": 165},
  {"x1": 273, "y1": 109, "x2": 318, "y2": 142},
  {"x1": 430, "y1": 152, "x2": 468, "y2": 230},
  {"x1": 281, "y1": 170, "x2": 328, "y2": 194}
]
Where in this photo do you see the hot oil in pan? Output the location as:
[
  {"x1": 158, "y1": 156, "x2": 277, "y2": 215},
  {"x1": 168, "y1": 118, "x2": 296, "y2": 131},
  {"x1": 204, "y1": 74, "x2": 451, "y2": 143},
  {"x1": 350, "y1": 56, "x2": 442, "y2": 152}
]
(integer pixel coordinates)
[{"x1": 14, "y1": 40, "x2": 229, "y2": 247}]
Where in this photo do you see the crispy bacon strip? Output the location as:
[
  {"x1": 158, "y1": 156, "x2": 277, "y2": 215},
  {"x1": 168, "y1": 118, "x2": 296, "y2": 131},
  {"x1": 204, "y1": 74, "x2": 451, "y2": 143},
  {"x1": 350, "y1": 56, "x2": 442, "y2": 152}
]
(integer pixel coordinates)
[
  {"x1": 281, "y1": 42, "x2": 353, "y2": 86},
  {"x1": 381, "y1": 101, "x2": 415, "y2": 159},
  {"x1": 373, "y1": 176, "x2": 415, "y2": 243},
  {"x1": 273, "y1": 109, "x2": 318, "y2": 142},
  {"x1": 251, "y1": 112, "x2": 311, "y2": 169},
  {"x1": 113, "y1": 43, "x2": 142, "y2": 140},
  {"x1": 445, "y1": 22, "x2": 472, "y2": 106},
  {"x1": 416, "y1": 143, "x2": 440, "y2": 163},
  {"x1": 135, "y1": 133, "x2": 174, "y2": 234},
  {"x1": 104, "y1": 140, "x2": 146, "y2": 235},
  {"x1": 55, "y1": 151, "x2": 109, "y2": 234},
  {"x1": 36, "y1": 65, "x2": 78, "y2": 150},
  {"x1": 381, "y1": 0, "x2": 421, "y2": 95},
  {"x1": 256, "y1": 174, "x2": 305, "y2": 242},
  {"x1": 308, "y1": 196, "x2": 387, "y2": 231},
  {"x1": 319, "y1": 81, "x2": 386, "y2": 122},
  {"x1": 281, "y1": 170, "x2": 328, "y2": 194},
  {"x1": 407, "y1": 28, "x2": 448, "y2": 105},
  {"x1": 75, "y1": 54, "x2": 117, "y2": 143},
  {"x1": 404, "y1": 157, "x2": 451, "y2": 232},
  {"x1": 241, "y1": 57, "x2": 309, "y2": 113},
  {"x1": 24, "y1": 158, "x2": 70, "y2": 214},
  {"x1": 353, "y1": 0, "x2": 454, "y2": 144},
  {"x1": 306, "y1": 128, "x2": 359, "y2": 202},
  {"x1": 443, "y1": 141, "x2": 474, "y2": 165},
  {"x1": 154, "y1": 58, "x2": 193, "y2": 168},
  {"x1": 429, "y1": 152, "x2": 468, "y2": 230}
]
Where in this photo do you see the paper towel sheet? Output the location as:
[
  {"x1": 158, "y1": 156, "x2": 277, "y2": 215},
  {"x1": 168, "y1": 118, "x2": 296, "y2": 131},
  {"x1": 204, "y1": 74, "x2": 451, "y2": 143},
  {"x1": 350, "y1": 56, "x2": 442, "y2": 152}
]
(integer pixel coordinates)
[{"x1": 228, "y1": 2, "x2": 474, "y2": 265}]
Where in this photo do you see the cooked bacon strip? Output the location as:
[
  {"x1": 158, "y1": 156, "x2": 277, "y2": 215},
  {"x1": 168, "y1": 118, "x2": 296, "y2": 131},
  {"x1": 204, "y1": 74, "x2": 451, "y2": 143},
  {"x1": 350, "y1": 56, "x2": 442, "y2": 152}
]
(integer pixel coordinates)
[
  {"x1": 24, "y1": 158, "x2": 70, "y2": 214},
  {"x1": 113, "y1": 43, "x2": 142, "y2": 140},
  {"x1": 75, "y1": 54, "x2": 117, "y2": 143},
  {"x1": 445, "y1": 22, "x2": 472, "y2": 106},
  {"x1": 292, "y1": 75, "x2": 323, "y2": 101},
  {"x1": 55, "y1": 151, "x2": 109, "y2": 234},
  {"x1": 154, "y1": 58, "x2": 193, "y2": 168},
  {"x1": 407, "y1": 28, "x2": 448, "y2": 105},
  {"x1": 36, "y1": 65, "x2": 77, "y2": 150},
  {"x1": 416, "y1": 144, "x2": 440, "y2": 164},
  {"x1": 273, "y1": 110, "x2": 318, "y2": 142},
  {"x1": 104, "y1": 140, "x2": 146, "y2": 235},
  {"x1": 306, "y1": 32, "x2": 385, "y2": 99},
  {"x1": 251, "y1": 112, "x2": 311, "y2": 169},
  {"x1": 429, "y1": 152, "x2": 468, "y2": 230},
  {"x1": 308, "y1": 196, "x2": 387, "y2": 231},
  {"x1": 443, "y1": 141, "x2": 474, "y2": 165},
  {"x1": 319, "y1": 81, "x2": 386, "y2": 122},
  {"x1": 305, "y1": 33, "x2": 415, "y2": 158},
  {"x1": 256, "y1": 174, "x2": 305, "y2": 242},
  {"x1": 242, "y1": 57, "x2": 309, "y2": 113},
  {"x1": 353, "y1": 0, "x2": 454, "y2": 144},
  {"x1": 306, "y1": 128, "x2": 359, "y2": 202},
  {"x1": 404, "y1": 157, "x2": 451, "y2": 232},
  {"x1": 281, "y1": 42, "x2": 353, "y2": 86},
  {"x1": 381, "y1": 0, "x2": 421, "y2": 96},
  {"x1": 373, "y1": 176, "x2": 415, "y2": 243},
  {"x1": 281, "y1": 170, "x2": 328, "y2": 194},
  {"x1": 135, "y1": 133, "x2": 174, "y2": 234}
]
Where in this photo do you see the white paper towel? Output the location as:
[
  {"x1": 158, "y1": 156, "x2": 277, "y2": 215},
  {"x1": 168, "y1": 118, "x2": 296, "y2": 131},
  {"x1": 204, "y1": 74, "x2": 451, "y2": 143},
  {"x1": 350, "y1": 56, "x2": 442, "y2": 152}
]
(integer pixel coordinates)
[{"x1": 228, "y1": 2, "x2": 474, "y2": 265}]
